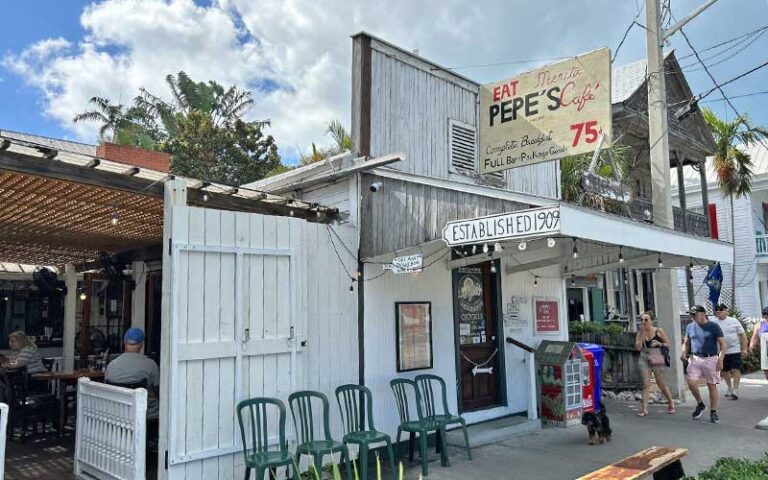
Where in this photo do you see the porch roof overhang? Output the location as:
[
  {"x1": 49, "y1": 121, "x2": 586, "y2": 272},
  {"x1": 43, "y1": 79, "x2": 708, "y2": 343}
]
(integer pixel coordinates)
[
  {"x1": 0, "y1": 134, "x2": 340, "y2": 267},
  {"x1": 442, "y1": 203, "x2": 732, "y2": 274}
]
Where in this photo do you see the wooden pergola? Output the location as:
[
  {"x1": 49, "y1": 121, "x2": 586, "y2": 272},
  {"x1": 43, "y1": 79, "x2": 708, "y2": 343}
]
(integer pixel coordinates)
[{"x1": 0, "y1": 135, "x2": 339, "y2": 268}]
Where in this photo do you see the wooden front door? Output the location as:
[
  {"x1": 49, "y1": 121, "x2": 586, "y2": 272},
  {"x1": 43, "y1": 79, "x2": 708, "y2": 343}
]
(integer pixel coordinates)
[{"x1": 453, "y1": 263, "x2": 501, "y2": 411}]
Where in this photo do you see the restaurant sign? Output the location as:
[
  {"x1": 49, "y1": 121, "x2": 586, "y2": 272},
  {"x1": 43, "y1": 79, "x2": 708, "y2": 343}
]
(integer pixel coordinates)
[
  {"x1": 442, "y1": 206, "x2": 560, "y2": 247},
  {"x1": 384, "y1": 254, "x2": 423, "y2": 274},
  {"x1": 479, "y1": 48, "x2": 612, "y2": 174}
]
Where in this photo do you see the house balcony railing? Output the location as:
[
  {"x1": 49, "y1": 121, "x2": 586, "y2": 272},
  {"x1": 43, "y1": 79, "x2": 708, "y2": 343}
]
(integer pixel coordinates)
[
  {"x1": 623, "y1": 197, "x2": 711, "y2": 238},
  {"x1": 756, "y1": 234, "x2": 768, "y2": 256}
]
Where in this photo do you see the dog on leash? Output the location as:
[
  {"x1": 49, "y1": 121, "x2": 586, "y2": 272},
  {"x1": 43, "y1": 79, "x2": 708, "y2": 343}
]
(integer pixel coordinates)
[{"x1": 581, "y1": 401, "x2": 612, "y2": 445}]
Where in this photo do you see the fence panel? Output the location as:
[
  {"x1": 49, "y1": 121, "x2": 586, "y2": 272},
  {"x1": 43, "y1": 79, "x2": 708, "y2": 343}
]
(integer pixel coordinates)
[
  {"x1": 569, "y1": 332, "x2": 643, "y2": 390},
  {"x1": 0, "y1": 403, "x2": 7, "y2": 480},
  {"x1": 75, "y1": 378, "x2": 147, "y2": 480}
]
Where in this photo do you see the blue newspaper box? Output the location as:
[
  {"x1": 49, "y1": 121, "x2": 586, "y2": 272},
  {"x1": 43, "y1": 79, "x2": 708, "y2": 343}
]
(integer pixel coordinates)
[{"x1": 578, "y1": 343, "x2": 605, "y2": 411}]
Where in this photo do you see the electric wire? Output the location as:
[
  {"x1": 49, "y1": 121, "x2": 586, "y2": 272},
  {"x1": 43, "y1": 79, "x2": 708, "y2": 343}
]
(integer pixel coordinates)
[{"x1": 612, "y1": 0, "x2": 646, "y2": 63}]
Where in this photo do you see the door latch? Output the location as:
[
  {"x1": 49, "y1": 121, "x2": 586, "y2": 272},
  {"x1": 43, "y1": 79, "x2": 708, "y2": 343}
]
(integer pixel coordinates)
[
  {"x1": 244, "y1": 328, "x2": 250, "y2": 342},
  {"x1": 289, "y1": 326, "x2": 295, "y2": 339}
]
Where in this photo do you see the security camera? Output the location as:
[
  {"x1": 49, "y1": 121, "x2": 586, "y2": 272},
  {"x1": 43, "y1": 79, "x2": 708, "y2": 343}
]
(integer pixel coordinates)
[{"x1": 369, "y1": 181, "x2": 383, "y2": 193}]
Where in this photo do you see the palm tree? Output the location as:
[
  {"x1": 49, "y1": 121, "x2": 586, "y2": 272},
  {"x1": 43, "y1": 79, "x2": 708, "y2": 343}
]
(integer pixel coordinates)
[
  {"x1": 298, "y1": 119, "x2": 352, "y2": 165},
  {"x1": 73, "y1": 96, "x2": 140, "y2": 142},
  {"x1": 702, "y1": 107, "x2": 768, "y2": 302},
  {"x1": 134, "y1": 72, "x2": 256, "y2": 133}
]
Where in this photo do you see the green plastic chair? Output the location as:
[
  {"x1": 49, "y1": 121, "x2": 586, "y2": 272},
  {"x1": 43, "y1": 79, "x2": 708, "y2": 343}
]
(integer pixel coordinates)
[
  {"x1": 390, "y1": 378, "x2": 449, "y2": 477},
  {"x1": 335, "y1": 384, "x2": 397, "y2": 480},
  {"x1": 236, "y1": 397, "x2": 295, "y2": 480},
  {"x1": 289, "y1": 390, "x2": 352, "y2": 480},
  {"x1": 415, "y1": 374, "x2": 472, "y2": 460}
]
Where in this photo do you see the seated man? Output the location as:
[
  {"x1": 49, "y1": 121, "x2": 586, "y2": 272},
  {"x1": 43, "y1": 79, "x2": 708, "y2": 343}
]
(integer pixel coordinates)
[{"x1": 105, "y1": 328, "x2": 160, "y2": 420}]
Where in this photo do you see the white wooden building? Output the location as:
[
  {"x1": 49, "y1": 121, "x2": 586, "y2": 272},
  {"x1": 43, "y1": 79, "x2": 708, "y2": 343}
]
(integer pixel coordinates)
[
  {"x1": 0, "y1": 33, "x2": 735, "y2": 480},
  {"x1": 247, "y1": 33, "x2": 732, "y2": 443}
]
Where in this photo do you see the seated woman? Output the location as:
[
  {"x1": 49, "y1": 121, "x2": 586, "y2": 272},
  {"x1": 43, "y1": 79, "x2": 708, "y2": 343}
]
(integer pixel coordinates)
[{"x1": 2, "y1": 331, "x2": 47, "y2": 374}]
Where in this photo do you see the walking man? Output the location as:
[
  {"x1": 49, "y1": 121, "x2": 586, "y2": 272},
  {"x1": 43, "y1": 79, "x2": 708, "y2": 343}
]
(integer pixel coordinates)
[
  {"x1": 681, "y1": 305, "x2": 726, "y2": 423},
  {"x1": 713, "y1": 304, "x2": 748, "y2": 400}
]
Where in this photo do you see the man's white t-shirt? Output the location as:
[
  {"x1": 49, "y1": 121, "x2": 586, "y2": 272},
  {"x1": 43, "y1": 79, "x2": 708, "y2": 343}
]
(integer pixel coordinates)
[{"x1": 716, "y1": 316, "x2": 745, "y2": 354}]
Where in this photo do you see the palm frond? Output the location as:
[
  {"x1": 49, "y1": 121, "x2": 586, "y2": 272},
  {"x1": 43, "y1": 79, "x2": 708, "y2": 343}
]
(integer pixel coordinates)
[{"x1": 73, "y1": 111, "x2": 108, "y2": 124}]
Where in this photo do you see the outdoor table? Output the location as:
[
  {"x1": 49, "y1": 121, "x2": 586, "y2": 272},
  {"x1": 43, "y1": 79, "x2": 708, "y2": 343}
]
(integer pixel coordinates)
[{"x1": 31, "y1": 369, "x2": 105, "y2": 435}]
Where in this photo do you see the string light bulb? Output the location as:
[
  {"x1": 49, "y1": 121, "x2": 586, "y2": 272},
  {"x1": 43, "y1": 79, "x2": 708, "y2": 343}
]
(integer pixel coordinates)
[
  {"x1": 472, "y1": 245, "x2": 477, "y2": 255},
  {"x1": 572, "y1": 239, "x2": 578, "y2": 259},
  {"x1": 289, "y1": 210, "x2": 295, "y2": 217},
  {"x1": 571, "y1": 275, "x2": 576, "y2": 286},
  {"x1": 618, "y1": 246, "x2": 624, "y2": 263},
  {"x1": 494, "y1": 242, "x2": 503, "y2": 253},
  {"x1": 533, "y1": 276, "x2": 538, "y2": 287},
  {"x1": 483, "y1": 243, "x2": 489, "y2": 254},
  {"x1": 518, "y1": 240, "x2": 527, "y2": 251},
  {"x1": 547, "y1": 238, "x2": 556, "y2": 248},
  {"x1": 79, "y1": 290, "x2": 87, "y2": 301},
  {"x1": 203, "y1": 193, "x2": 209, "y2": 202},
  {"x1": 657, "y1": 254, "x2": 663, "y2": 268},
  {"x1": 490, "y1": 263, "x2": 497, "y2": 274},
  {"x1": 111, "y1": 212, "x2": 119, "y2": 226}
]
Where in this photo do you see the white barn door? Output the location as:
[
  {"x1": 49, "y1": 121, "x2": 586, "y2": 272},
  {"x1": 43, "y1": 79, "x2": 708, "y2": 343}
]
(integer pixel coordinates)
[{"x1": 163, "y1": 197, "x2": 303, "y2": 479}]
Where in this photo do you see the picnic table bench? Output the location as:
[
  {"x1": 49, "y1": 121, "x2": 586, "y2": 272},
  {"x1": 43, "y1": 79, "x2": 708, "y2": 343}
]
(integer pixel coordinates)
[{"x1": 576, "y1": 446, "x2": 687, "y2": 480}]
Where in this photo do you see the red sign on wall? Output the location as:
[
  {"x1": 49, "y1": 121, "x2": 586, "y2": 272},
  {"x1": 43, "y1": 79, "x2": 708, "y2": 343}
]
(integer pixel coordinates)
[{"x1": 535, "y1": 299, "x2": 560, "y2": 334}]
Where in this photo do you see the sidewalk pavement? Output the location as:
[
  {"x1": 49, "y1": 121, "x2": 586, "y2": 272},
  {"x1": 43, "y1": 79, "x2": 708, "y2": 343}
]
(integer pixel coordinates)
[{"x1": 406, "y1": 372, "x2": 768, "y2": 479}]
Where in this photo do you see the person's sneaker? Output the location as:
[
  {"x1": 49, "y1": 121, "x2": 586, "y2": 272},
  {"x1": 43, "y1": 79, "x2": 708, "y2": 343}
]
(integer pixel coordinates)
[
  {"x1": 692, "y1": 402, "x2": 707, "y2": 419},
  {"x1": 725, "y1": 390, "x2": 732, "y2": 398},
  {"x1": 756, "y1": 416, "x2": 768, "y2": 430},
  {"x1": 731, "y1": 390, "x2": 739, "y2": 400},
  {"x1": 711, "y1": 411, "x2": 720, "y2": 424}
]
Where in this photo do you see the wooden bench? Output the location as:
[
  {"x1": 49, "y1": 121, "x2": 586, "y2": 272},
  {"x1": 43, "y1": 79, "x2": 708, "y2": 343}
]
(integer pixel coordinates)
[{"x1": 576, "y1": 446, "x2": 687, "y2": 480}]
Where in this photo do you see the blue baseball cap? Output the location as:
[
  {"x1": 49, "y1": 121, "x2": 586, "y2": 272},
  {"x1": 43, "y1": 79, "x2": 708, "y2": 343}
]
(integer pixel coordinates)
[{"x1": 124, "y1": 327, "x2": 145, "y2": 344}]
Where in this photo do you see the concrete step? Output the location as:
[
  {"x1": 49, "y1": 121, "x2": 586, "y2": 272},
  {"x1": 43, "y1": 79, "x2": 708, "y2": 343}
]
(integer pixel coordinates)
[{"x1": 446, "y1": 415, "x2": 541, "y2": 448}]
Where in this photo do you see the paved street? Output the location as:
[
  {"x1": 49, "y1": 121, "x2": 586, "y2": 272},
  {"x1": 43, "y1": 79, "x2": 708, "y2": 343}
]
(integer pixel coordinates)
[{"x1": 404, "y1": 373, "x2": 768, "y2": 479}]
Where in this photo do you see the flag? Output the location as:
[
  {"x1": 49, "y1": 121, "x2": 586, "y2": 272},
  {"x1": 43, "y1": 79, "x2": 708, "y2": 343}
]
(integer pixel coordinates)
[{"x1": 704, "y1": 263, "x2": 723, "y2": 308}]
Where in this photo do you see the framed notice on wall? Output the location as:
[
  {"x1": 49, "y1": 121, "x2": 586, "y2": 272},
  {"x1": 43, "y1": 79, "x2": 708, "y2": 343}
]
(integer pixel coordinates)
[
  {"x1": 534, "y1": 297, "x2": 560, "y2": 335},
  {"x1": 395, "y1": 302, "x2": 433, "y2": 372}
]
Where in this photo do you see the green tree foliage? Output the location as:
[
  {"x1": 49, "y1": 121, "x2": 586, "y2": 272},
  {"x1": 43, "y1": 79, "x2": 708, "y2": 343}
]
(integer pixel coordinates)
[
  {"x1": 702, "y1": 107, "x2": 768, "y2": 198},
  {"x1": 298, "y1": 119, "x2": 352, "y2": 166},
  {"x1": 74, "y1": 72, "x2": 284, "y2": 185}
]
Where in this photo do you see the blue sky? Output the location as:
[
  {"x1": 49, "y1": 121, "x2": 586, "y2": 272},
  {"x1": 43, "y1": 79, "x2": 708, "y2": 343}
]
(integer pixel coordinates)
[{"x1": 1, "y1": 0, "x2": 766, "y2": 162}]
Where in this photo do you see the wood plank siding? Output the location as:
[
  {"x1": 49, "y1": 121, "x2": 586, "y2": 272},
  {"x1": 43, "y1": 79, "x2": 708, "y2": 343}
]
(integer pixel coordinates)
[
  {"x1": 362, "y1": 35, "x2": 560, "y2": 200},
  {"x1": 360, "y1": 173, "x2": 529, "y2": 259}
]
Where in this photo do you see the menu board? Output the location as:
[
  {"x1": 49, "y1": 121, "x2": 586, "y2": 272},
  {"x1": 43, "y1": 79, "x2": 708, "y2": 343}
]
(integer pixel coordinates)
[
  {"x1": 453, "y1": 266, "x2": 487, "y2": 345},
  {"x1": 535, "y1": 298, "x2": 560, "y2": 334},
  {"x1": 395, "y1": 302, "x2": 433, "y2": 371}
]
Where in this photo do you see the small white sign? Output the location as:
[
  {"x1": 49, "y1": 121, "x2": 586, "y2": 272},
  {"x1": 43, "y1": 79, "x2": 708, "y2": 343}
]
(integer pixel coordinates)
[
  {"x1": 442, "y1": 206, "x2": 560, "y2": 247},
  {"x1": 384, "y1": 254, "x2": 423, "y2": 274}
]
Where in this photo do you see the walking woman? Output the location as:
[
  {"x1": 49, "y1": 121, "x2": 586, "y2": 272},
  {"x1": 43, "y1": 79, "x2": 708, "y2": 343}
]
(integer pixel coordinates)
[
  {"x1": 748, "y1": 307, "x2": 768, "y2": 380},
  {"x1": 634, "y1": 311, "x2": 675, "y2": 416}
]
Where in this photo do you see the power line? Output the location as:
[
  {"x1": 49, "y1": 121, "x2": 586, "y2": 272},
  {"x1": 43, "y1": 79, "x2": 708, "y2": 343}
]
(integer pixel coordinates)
[
  {"x1": 697, "y1": 59, "x2": 768, "y2": 101},
  {"x1": 681, "y1": 29, "x2": 767, "y2": 73},
  {"x1": 612, "y1": 0, "x2": 646, "y2": 63},
  {"x1": 676, "y1": 23, "x2": 746, "y2": 122},
  {"x1": 701, "y1": 90, "x2": 768, "y2": 104},
  {"x1": 676, "y1": 24, "x2": 768, "y2": 62}
]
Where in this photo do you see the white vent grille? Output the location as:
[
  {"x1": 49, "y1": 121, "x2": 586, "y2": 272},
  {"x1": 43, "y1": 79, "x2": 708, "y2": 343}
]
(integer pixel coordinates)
[{"x1": 449, "y1": 119, "x2": 503, "y2": 182}]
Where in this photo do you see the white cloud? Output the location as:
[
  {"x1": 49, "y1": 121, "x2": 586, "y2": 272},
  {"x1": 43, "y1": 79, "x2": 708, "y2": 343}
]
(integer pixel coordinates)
[{"x1": 10, "y1": 0, "x2": 757, "y2": 161}]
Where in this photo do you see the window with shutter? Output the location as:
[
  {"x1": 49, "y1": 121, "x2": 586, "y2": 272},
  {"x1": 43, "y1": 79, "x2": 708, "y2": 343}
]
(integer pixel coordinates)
[{"x1": 448, "y1": 119, "x2": 504, "y2": 183}]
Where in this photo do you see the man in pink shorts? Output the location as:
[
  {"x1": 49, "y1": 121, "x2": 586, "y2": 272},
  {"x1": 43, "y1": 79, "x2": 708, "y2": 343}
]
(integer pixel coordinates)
[{"x1": 681, "y1": 305, "x2": 725, "y2": 423}]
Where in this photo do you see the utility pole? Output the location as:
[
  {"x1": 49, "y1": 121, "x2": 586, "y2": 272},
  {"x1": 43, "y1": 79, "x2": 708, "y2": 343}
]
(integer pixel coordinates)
[{"x1": 645, "y1": 0, "x2": 718, "y2": 399}]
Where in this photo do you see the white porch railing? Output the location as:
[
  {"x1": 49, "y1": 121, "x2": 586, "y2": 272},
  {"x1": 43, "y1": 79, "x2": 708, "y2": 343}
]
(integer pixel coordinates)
[
  {"x1": 756, "y1": 234, "x2": 768, "y2": 256},
  {"x1": 0, "y1": 403, "x2": 8, "y2": 480},
  {"x1": 74, "y1": 378, "x2": 147, "y2": 480}
]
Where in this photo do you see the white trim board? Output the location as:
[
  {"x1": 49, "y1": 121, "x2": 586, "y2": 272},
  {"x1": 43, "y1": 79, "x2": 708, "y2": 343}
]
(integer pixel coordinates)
[{"x1": 559, "y1": 203, "x2": 732, "y2": 263}]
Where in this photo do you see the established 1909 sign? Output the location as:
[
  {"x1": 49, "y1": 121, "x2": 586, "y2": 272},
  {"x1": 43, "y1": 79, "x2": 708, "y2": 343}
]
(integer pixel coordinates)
[
  {"x1": 479, "y1": 48, "x2": 612, "y2": 174},
  {"x1": 442, "y1": 206, "x2": 560, "y2": 246}
]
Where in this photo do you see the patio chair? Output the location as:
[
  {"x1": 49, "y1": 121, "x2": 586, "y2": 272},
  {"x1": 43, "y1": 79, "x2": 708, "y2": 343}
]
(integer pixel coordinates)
[
  {"x1": 3, "y1": 366, "x2": 57, "y2": 443},
  {"x1": 236, "y1": 397, "x2": 295, "y2": 480},
  {"x1": 335, "y1": 384, "x2": 397, "y2": 480},
  {"x1": 390, "y1": 378, "x2": 449, "y2": 477},
  {"x1": 289, "y1": 390, "x2": 352, "y2": 480},
  {"x1": 415, "y1": 374, "x2": 472, "y2": 460}
]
